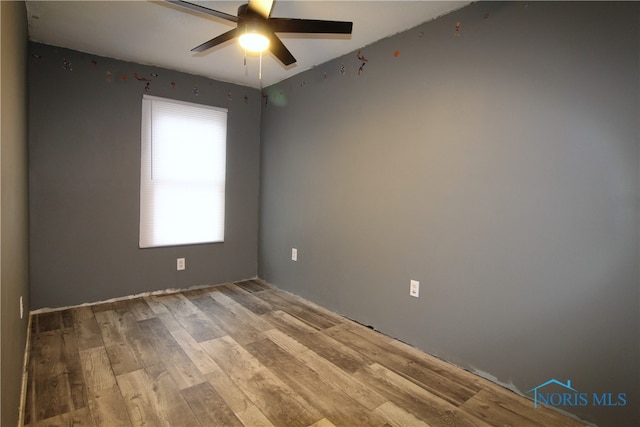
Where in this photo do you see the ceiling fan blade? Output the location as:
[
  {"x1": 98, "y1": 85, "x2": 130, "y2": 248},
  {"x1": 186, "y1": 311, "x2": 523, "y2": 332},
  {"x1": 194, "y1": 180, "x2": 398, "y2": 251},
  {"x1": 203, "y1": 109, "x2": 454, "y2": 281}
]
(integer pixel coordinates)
[
  {"x1": 269, "y1": 18, "x2": 353, "y2": 34},
  {"x1": 192, "y1": 29, "x2": 238, "y2": 52},
  {"x1": 167, "y1": 0, "x2": 238, "y2": 23},
  {"x1": 268, "y1": 33, "x2": 296, "y2": 66},
  {"x1": 247, "y1": 0, "x2": 274, "y2": 18}
]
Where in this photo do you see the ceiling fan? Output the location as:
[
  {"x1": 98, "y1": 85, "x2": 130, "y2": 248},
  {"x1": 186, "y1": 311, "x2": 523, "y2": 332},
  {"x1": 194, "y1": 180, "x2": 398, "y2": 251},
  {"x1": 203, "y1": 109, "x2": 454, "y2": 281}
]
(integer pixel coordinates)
[{"x1": 168, "y1": 0, "x2": 353, "y2": 66}]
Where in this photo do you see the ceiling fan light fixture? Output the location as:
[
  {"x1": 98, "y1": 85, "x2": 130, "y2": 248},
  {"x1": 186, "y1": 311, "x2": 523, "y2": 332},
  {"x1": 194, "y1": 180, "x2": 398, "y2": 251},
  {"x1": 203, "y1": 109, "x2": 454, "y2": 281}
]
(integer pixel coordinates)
[
  {"x1": 172, "y1": 0, "x2": 353, "y2": 66},
  {"x1": 239, "y1": 32, "x2": 269, "y2": 53}
]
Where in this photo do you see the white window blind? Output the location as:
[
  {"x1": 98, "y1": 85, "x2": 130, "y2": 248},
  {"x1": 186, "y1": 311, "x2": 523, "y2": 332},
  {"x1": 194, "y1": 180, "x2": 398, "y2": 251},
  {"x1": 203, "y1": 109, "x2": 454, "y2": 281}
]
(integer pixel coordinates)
[{"x1": 139, "y1": 95, "x2": 227, "y2": 248}]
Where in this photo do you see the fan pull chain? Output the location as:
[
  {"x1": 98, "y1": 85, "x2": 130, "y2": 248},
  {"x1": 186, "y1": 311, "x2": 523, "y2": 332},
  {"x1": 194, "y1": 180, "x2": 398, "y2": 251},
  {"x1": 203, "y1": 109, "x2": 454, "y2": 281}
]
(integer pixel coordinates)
[{"x1": 244, "y1": 49, "x2": 248, "y2": 76}]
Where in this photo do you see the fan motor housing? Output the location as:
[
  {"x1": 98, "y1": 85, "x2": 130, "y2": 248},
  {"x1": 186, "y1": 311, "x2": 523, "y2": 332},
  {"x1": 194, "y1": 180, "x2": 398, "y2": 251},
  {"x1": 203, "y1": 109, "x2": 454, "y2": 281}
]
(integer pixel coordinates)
[
  {"x1": 237, "y1": 4, "x2": 261, "y2": 20},
  {"x1": 237, "y1": 4, "x2": 269, "y2": 38}
]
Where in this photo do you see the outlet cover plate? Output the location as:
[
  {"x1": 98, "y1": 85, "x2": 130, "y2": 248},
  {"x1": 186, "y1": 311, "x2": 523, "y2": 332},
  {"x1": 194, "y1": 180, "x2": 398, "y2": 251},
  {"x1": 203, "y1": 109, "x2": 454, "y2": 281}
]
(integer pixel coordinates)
[
  {"x1": 177, "y1": 258, "x2": 186, "y2": 271},
  {"x1": 410, "y1": 280, "x2": 419, "y2": 298}
]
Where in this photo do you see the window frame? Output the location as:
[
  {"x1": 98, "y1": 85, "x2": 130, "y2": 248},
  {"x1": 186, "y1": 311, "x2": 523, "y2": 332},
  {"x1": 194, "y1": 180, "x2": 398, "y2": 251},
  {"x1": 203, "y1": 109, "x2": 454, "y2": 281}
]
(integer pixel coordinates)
[{"x1": 139, "y1": 94, "x2": 228, "y2": 249}]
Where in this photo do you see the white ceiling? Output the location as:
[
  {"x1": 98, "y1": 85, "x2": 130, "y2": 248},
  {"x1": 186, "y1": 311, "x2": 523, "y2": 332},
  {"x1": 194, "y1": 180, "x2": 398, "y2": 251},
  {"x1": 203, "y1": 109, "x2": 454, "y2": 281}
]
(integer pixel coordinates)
[{"x1": 25, "y1": 1, "x2": 469, "y2": 89}]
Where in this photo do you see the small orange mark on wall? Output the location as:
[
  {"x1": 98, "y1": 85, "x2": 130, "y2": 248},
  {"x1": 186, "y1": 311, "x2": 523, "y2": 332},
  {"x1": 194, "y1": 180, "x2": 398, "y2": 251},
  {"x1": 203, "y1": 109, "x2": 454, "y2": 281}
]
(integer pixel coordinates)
[{"x1": 393, "y1": 50, "x2": 400, "y2": 57}]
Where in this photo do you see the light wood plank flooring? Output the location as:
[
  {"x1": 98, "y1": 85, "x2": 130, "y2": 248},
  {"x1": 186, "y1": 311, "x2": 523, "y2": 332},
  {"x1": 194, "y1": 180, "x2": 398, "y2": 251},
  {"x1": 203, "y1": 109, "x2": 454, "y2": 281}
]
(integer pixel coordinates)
[{"x1": 23, "y1": 279, "x2": 586, "y2": 427}]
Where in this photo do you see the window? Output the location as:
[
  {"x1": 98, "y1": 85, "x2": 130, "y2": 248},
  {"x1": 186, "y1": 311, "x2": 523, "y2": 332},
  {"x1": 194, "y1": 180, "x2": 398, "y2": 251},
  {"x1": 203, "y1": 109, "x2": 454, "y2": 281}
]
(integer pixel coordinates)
[{"x1": 139, "y1": 95, "x2": 227, "y2": 248}]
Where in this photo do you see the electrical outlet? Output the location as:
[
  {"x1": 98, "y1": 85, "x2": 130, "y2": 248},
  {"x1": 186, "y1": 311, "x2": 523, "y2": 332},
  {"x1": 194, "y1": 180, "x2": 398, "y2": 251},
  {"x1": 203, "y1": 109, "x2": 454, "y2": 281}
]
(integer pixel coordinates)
[
  {"x1": 410, "y1": 280, "x2": 420, "y2": 298},
  {"x1": 291, "y1": 248, "x2": 298, "y2": 261},
  {"x1": 20, "y1": 296, "x2": 24, "y2": 319},
  {"x1": 177, "y1": 258, "x2": 186, "y2": 271}
]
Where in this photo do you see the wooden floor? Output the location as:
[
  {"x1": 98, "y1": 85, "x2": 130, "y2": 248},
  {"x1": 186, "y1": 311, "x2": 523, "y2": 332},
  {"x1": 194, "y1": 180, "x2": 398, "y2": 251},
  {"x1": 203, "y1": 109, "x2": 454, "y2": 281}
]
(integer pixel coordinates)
[{"x1": 23, "y1": 279, "x2": 586, "y2": 427}]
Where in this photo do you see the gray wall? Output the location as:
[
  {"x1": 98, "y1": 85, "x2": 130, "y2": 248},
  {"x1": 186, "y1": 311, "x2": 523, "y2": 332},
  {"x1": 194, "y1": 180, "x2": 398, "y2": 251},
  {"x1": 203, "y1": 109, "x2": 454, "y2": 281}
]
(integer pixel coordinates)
[
  {"x1": 1, "y1": 1, "x2": 30, "y2": 426},
  {"x1": 29, "y1": 43, "x2": 262, "y2": 309},
  {"x1": 259, "y1": 2, "x2": 639, "y2": 426}
]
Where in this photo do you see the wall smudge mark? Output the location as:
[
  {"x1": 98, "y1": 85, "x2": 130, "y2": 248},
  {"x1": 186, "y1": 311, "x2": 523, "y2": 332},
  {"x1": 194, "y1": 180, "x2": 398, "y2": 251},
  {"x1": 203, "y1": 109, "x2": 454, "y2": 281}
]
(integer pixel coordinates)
[
  {"x1": 134, "y1": 73, "x2": 152, "y2": 82},
  {"x1": 357, "y1": 50, "x2": 368, "y2": 75}
]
